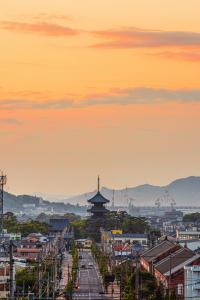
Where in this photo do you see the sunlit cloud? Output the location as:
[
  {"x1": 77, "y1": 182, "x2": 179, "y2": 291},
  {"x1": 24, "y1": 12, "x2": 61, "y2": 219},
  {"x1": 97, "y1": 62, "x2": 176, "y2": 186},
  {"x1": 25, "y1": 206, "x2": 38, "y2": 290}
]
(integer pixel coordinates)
[
  {"x1": 84, "y1": 88, "x2": 200, "y2": 105},
  {"x1": 0, "y1": 99, "x2": 74, "y2": 110},
  {"x1": 34, "y1": 13, "x2": 72, "y2": 22},
  {"x1": 157, "y1": 51, "x2": 200, "y2": 62},
  {"x1": 0, "y1": 118, "x2": 21, "y2": 125},
  {"x1": 91, "y1": 28, "x2": 200, "y2": 49},
  {"x1": 0, "y1": 21, "x2": 79, "y2": 36},
  {"x1": 1, "y1": 88, "x2": 200, "y2": 110}
]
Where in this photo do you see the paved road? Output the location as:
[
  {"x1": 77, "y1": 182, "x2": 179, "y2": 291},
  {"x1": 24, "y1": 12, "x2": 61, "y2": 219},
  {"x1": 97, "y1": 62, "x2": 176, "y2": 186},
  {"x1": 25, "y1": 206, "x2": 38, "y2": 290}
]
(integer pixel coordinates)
[{"x1": 73, "y1": 250, "x2": 107, "y2": 300}]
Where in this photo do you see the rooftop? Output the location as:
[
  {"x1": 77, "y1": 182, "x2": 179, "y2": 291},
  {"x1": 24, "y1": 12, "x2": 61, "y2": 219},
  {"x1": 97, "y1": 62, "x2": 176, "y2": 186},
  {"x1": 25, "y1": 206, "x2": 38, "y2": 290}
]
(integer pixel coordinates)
[
  {"x1": 88, "y1": 205, "x2": 109, "y2": 213},
  {"x1": 88, "y1": 191, "x2": 110, "y2": 204},
  {"x1": 155, "y1": 247, "x2": 196, "y2": 275},
  {"x1": 142, "y1": 240, "x2": 179, "y2": 263}
]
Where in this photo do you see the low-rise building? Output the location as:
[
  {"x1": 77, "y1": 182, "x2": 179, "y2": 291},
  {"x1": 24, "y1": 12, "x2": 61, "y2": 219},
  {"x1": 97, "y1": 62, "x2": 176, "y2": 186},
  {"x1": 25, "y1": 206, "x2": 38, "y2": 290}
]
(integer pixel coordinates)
[
  {"x1": 0, "y1": 260, "x2": 9, "y2": 299},
  {"x1": 184, "y1": 265, "x2": 200, "y2": 299},
  {"x1": 101, "y1": 229, "x2": 148, "y2": 255},
  {"x1": 177, "y1": 230, "x2": 200, "y2": 241},
  {"x1": 141, "y1": 238, "x2": 200, "y2": 299},
  {"x1": 141, "y1": 239, "x2": 181, "y2": 273}
]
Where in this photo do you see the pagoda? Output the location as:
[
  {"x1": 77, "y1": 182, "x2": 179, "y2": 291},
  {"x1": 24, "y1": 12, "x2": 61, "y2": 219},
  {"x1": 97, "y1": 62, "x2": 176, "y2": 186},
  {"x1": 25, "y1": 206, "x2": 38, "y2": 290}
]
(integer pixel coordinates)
[{"x1": 87, "y1": 177, "x2": 110, "y2": 218}]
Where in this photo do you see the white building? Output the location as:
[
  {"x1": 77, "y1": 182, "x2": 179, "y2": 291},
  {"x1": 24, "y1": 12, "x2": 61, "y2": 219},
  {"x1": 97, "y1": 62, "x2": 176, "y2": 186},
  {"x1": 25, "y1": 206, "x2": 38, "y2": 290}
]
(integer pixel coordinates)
[
  {"x1": 177, "y1": 230, "x2": 200, "y2": 240},
  {"x1": 184, "y1": 265, "x2": 200, "y2": 299}
]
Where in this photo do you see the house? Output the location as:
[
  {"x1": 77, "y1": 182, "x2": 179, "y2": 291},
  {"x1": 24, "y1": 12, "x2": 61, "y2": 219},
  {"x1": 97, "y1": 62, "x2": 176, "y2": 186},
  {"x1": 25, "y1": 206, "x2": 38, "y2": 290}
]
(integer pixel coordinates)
[
  {"x1": 140, "y1": 239, "x2": 181, "y2": 273},
  {"x1": 0, "y1": 260, "x2": 9, "y2": 299},
  {"x1": 154, "y1": 247, "x2": 200, "y2": 298},
  {"x1": 0, "y1": 257, "x2": 15, "y2": 299},
  {"x1": 14, "y1": 233, "x2": 48, "y2": 261},
  {"x1": 184, "y1": 265, "x2": 200, "y2": 299},
  {"x1": 141, "y1": 238, "x2": 200, "y2": 299}
]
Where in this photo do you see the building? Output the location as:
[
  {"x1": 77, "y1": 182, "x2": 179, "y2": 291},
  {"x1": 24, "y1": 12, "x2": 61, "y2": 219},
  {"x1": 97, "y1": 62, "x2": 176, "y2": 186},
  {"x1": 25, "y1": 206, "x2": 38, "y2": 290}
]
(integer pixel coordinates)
[
  {"x1": 141, "y1": 239, "x2": 181, "y2": 273},
  {"x1": 0, "y1": 259, "x2": 9, "y2": 299},
  {"x1": 176, "y1": 230, "x2": 200, "y2": 241},
  {"x1": 87, "y1": 177, "x2": 110, "y2": 217},
  {"x1": 184, "y1": 265, "x2": 200, "y2": 299},
  {"x1": 75, "y1": 239, "x2": 93, "y2": 249},
  {"x1": 141, "y1": 238, "x2": 200, "y2": 299},
  {"x1": 49, "y1": 218, "x2": 69, "y2": 233},
  {"x1": 153, "y1": 247, "x2": 199, "y2": 297},
  {"x1": 101, "y1": 229, "x2": 148, "y2": 255},
  {"x1": 14, "y1": 233, "x2": 49, "y2": 261}
]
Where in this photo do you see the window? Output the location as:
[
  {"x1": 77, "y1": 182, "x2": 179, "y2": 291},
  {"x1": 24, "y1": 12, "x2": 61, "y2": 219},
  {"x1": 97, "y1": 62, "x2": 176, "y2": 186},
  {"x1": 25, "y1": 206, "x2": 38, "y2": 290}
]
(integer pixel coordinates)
[{"x1": 177, "y1": 284, "x2": 183, "y2": 295}]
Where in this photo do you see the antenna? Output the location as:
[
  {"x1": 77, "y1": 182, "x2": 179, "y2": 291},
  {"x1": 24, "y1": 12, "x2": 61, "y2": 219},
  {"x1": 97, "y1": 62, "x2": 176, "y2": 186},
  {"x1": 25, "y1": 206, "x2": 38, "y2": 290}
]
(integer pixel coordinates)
[{"x1": 0, "y1": 171, "x2": 7, "y2": 236}]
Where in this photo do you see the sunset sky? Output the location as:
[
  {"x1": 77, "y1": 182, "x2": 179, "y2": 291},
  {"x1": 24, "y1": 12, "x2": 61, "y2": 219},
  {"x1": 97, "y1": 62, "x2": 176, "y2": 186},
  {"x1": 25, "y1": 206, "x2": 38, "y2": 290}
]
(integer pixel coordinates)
[{"x1": 1, "y1": 0, "x2": 200, "y2": 197}]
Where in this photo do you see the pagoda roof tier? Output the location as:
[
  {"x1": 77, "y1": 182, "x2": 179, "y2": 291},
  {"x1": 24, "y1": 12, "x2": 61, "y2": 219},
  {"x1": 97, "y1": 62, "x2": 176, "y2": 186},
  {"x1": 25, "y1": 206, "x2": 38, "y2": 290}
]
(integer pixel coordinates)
[
  {"x1": 87, "y1": 206, "x2": 109, "y2": 213},
  {"x1": 88, "y1": 191, "x2": 110, "y2": 204}
]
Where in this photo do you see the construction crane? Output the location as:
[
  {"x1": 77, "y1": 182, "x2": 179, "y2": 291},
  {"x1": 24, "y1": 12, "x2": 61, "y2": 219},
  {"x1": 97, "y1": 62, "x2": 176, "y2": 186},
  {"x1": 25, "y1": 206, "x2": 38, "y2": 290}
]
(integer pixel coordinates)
[{"x1": 155, "y1": 198, "x2": 161, "y2": 209}]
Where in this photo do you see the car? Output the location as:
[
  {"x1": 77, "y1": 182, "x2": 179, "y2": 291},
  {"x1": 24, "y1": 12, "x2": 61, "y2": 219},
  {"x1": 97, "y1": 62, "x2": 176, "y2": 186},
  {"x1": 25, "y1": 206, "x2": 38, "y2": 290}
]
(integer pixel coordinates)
[
  {"x1": 75, "y1": 284, "x2": 80, "y2": 289},
  {"x1": 88, "y1": 262, "x2": 93, "y2": 268},
  {"x1": 81, "y1": 264, "x2": 86, "y2": 269}
]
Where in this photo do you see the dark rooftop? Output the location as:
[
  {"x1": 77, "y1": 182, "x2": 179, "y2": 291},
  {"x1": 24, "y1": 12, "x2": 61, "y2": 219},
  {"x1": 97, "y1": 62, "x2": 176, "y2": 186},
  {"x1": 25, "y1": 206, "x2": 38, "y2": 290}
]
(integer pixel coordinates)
[
  {"x1": 88, "y1": 191, "x2": 110, "y2": 204},
  {"x1": 155, "y1": 247, "x2": 195, "y2": 275},
  {"x1": 142, "y1": 240, "x2": 179, "y2": 263},
  {"x1": 88, "y1": 205, "x2": 109, "y2": 213},
  {"x1": 49, "y1": 218, "x2": 69, "y2": 232}
]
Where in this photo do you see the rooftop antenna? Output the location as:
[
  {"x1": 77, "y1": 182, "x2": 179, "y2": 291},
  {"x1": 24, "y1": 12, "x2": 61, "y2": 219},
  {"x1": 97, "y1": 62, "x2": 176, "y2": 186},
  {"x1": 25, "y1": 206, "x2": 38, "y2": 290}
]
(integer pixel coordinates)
[{"x1": 0, "y1": 171, "x2": 7, "y2": 236}]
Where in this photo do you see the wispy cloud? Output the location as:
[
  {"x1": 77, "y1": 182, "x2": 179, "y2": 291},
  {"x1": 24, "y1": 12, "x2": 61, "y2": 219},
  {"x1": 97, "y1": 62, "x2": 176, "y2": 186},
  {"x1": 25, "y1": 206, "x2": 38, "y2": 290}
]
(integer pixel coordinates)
[
  {"x1": 34, "y1": 13, "x2": 72, "y2": 22},
  {"x1": 0, "y1": 118, "x2": 21, "y2": 125},
  {"x1": 157, "y1": 51, "x2": 200, "y2": 62},
  {"x1": 91, "y1": 27, "x2": 200, "y2": 49},
  {"x1": 0, "y1": 99, "x2": 74, "y2": 110},
  {"x1": 83, "y1": 88, "x2": 200, "y2": 106},
  {"x1": 1, "y1": 88, "x2": 200, "y2": 110},
  {"x1": 0, "y1": 21, "x2": 79, "y2": 37}
]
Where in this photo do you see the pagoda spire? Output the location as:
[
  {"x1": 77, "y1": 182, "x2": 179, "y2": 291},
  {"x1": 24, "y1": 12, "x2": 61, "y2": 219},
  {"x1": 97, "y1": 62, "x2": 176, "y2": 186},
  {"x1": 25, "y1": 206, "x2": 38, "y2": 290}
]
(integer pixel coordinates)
[{"x1": 97, "y1": 175, "x2": 100, "y2": 192}]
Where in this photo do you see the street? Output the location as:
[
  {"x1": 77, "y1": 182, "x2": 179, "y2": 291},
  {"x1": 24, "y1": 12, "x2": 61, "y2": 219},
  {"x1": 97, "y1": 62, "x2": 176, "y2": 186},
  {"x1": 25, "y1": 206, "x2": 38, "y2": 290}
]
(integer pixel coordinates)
[{"x1": 73, "y1": 250, "x2": 107, "y2": 300}]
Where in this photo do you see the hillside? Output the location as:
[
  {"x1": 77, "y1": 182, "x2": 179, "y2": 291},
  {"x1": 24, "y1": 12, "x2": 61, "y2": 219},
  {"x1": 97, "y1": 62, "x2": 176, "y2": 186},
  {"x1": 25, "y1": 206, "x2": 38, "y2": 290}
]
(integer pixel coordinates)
[{"x1": 67, "y1": 176, "x2": 200, "y2": 207}]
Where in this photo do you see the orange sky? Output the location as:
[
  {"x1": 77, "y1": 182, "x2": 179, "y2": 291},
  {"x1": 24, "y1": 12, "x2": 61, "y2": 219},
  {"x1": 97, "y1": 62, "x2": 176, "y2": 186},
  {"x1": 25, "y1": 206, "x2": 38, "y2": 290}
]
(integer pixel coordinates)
[{"x1": 1, "y1": 0, "x2": 200, "y2": 196}]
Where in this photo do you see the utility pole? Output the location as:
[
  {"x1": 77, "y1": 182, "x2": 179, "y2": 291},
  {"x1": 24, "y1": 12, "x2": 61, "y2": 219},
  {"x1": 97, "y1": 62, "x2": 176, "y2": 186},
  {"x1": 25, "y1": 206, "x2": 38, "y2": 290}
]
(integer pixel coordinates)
[
  {"x1": 0, "y1": 172, "x2": 7, "y2": 237},
  {"x1": 47, "y1": 272, "x2": 50, "y2": 298},
  {"x1": 9, "y1": 240, "x2": 14, "y2": 300},
  {"x1": 133, "y1": 244, "x2": 142, "y2": 300},
  {"x1": 168, "y1": 253, "x2": 172, "y2": 300},
  {"x1": 135, "y1": 252, "x2": 140, "y2": 300},
  {"x1": 38, "y1": 255, "x2": 42, "y2": 299}
]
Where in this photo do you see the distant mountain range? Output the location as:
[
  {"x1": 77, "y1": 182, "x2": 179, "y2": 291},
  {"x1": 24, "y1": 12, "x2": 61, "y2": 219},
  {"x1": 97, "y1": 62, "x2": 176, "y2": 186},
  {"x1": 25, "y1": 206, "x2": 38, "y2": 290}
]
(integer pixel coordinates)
[
  {"x1": 67, "y1": 176, "x2": 200, "y2": 207},
  {"x1": 3, "y1": 176, "x2": 200, "y2": 211}
]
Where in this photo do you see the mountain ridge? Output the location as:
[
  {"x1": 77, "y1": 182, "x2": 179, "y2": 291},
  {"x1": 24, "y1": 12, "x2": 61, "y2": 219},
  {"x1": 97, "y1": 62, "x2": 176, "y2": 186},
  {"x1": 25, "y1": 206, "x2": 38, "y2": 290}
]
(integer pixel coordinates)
[{"x1": 3, "y1": 176, "x2": 200, "y2": 210}]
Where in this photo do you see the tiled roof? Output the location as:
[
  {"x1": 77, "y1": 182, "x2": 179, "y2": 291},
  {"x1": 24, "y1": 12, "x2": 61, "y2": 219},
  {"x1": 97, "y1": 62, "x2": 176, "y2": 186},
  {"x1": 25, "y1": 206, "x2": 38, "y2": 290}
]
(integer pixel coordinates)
[
  {"x1": 155, "y1": 247, "x2": 195, "y2": 275},
  {"x1": 142, "y1": 240, "x2": 178, "y2": 262},
  {"x1": 49, "y1": 218, "x2": 69, "y2": 231},
  {"x1": 87, "y1": 206, "x2": 109, "y2": 213},
  {"x1": 17, "y1": 248, "x2": 41, "y2": 253},
  {"x1": 88, "y1": 191, "x2": 110, "y2": 204}
]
